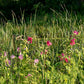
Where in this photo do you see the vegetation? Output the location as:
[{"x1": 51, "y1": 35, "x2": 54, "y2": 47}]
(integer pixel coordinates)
[
  {"x1": 0, "y1": 0, "x2": 84, "y2": 20},
  {"x1": 0, "y1": 11, "x2": 84, "y2": 84}
]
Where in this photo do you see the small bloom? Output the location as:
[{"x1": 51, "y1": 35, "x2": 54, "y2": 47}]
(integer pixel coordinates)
[
  {"x1": 17, "y1": 47, "x2": 20, "y2": 52},
  {"x1": 11, "y1": 55, "x2": 15, "y2": 59},
  {"x1": 27, "y1": 37, "x2": 32, "y2": 44},
  {"x1": 70, "y1": 38, "x2": 76, "y2": 46},
  {"x1": 28, "y1": 74, "x2": 32, "y2": 76},
  {"x1": 25, "y1": 74, "x2": 32, "y2": 78},
  {"x1": 34, "y1": 59, "x2": 39, "y2": 64},
  {"x1": 45, "y1": 49, "x2": 48, "y2": 54},
  {"x1": 40, "y1": 52, "x2": 43, "y2": 55},
  {"x1": 47, "y1": 41, "x2": 52, "y2": 46},
  {"x1": 65, "y1": 58, "x2": 68, "y2": 63},
  {"x1": 71, "y1": 38, "x2": 76, "y2": 42},
  {"x1": 4, "y1": 52, "x2": 7, "y2": 56},
  {"x1": 73, "y1": 31, "x2": 78, "y2": 35},
  {"x1": 61, "y1": 53, "x2": 65, "y2": 57},
  {"x1": 70, "y1": 41, "x2": 75, "y2": 46},
  {"x1": 18, "y1": 54, "x2": 23, "y2": 60}
]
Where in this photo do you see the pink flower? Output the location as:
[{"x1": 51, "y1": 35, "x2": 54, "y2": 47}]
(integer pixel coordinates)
[
  {"x1": 25, "y1": 74, "x2": 32, "y2": 78},
  {"x1": 28, "y1": 74, "x2": 32, "y2": 76},
  {"x1": 47, "y1": 41, "x2": 52, "y2": 46},
  {"x1": 65, "y1": 58, "x2": 68, "y2": 63},
  {"x1": 4, "y1": 52, "x2": 7, "y2": 56},
  {"x1": 18, "y1": 54, "x2": 23, "y2": 60},
  {"x1": 17, "y1": 47, "x2": 20, "y2": 52},
  {"x1": 11, "y1": 55, "x2": 15, "y2": 59},
  {"x1": 34, "y1": 59, "x2": 39, "y2": 65},
  {"x1": 70, "y1": 38, "x2": 76, "y2": 46},
  {"x1": 70, "y1": 41, "x2": 75, "y2": 46},
  {"x1": 61, "y1": 53, "x2": 65, "y2": 57},
  {"x1": 27, "y1": 37, "x2": 32, "y2": 44},
  {"x1": 73, "y1": 31, "x2": 78, "y2": 35},
  {"x1": 71, "y1": 38, "x2": 76, "y2": 42},
  {"x1": 40, "y1": 52, "x2": 43, "y2": 55},
  {"x1": 34, "y1": 59, "x2": 39, "y2": 64}
]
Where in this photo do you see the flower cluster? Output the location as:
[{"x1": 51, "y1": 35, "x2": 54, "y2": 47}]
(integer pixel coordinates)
[
  {"x1": 59, "y1": 53, "x2": 70, "y2": 63},
  {"x1": 70, "y1": 30, "x2": 78, "y2": 46}
]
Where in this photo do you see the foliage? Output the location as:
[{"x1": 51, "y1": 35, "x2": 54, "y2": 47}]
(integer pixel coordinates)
[{"x1": 0, "y1": 0, "x2": 84, "y2": 20}]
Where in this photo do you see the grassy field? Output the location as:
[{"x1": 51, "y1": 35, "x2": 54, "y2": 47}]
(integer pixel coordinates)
[{"x1": 0, "y1": 12, "x2": 84, "y2": 84}]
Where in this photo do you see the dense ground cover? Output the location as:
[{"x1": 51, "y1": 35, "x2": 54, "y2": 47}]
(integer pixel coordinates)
[{"x1": 0, "y1": 12, "x2": 84, "y2": 84}]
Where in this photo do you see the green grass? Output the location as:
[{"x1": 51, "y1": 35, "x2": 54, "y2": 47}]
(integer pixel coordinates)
[{"x1": 0, "y1": 12, "x2": 84, "y2": 84}]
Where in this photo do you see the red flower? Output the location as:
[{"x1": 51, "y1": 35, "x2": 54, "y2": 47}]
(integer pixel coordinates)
[
  {"x1": 27, "y1": 37, "x2": 32, "y2": 44},
  {"x1": 47, "y1": 41, "x2": 52, "y2": 46},
  {"x1": 65, "y1": 58, "x2": 68, "y2": 63}
]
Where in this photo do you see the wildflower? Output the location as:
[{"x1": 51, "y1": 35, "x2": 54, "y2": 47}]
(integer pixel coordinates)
[
  {"x1": 47, "y1": 41, "x2": 52, "y2": 46},
  {"x1": 5, "y1": 59, "x2": 11, "y2": 66},
  {"x1": 71, "y1": 38, "x2": 76, "y2": 42},
  {"x1": 70, "y1": 41, "x2": 75, "y2": 46},
  {"x1": 34, "y1": 59, "x2": 39, "y2": 64},
  {"x1": 4, "y1": 52, "x2": 7, "y2": 56},
  {"x1": 65, "y1": 58, "x2": 68, "y2": 63},
  {"x1": 70, "y1": 38, "x2": 76, "y2": 46},
  {"x1": 25, "y1": 74, "x2": 32, "y2": 78},
  {"x1": 34, "y1": 59, "x2": 39, "y2": 65},
  {"x1": 40, "y1": 52, "x2": 43, "y2": 55},
  {"x1": 17, "y1": 47, "x2": 20, "y2": 52},
  {"x1": 45, "y1": 49, "x2": 48, "y2": 54},
  {"x1": 18, "y1": 54, "x2": 23, "y2": 60},
  {"x1": 27, "y1": 37, "x2": 32, "y2": 44},
  {"x1": 28, "y1": 74, "x2": 32, "y2": 76},
  {"x1": 11, "y1": 55, "x2": 15, "y2": 59},
  {"x1": 73, "y1": 31, "x2": 78, "y2": 35},
  {"x1": 61, "y1": 53, "x2": 65, "y2": 57}
]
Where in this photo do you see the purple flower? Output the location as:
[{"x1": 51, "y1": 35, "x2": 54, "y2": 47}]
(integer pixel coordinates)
[
  {"x1": 18, "y1": 54, "x2": 23, "y2": 60},
  {"x1": 11, "y1": 55, "x2": 15, "y2": 59}
]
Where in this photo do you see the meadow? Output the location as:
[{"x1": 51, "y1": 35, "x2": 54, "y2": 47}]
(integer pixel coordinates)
[{"x1": 0, "y1": 12, "x2": 84, "y2": 84}]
